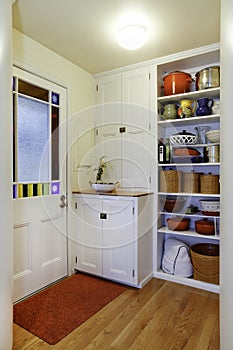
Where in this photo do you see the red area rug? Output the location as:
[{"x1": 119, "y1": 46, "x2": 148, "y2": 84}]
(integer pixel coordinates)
[{"x1": 13, "y1": 273, "x2": 126, "y2": 345}]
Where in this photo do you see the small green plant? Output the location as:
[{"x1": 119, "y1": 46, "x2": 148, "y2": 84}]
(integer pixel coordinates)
[{"x1": 94, "y1": 156, "x2": 112, "y2": 182}]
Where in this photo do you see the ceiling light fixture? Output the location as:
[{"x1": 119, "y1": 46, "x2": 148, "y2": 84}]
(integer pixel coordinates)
[{"x1": 118, "y1": 25, "x2": 147, "y2": 50}]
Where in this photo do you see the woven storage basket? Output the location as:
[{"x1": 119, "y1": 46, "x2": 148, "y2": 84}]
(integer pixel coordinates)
[
  {"x1": 200, "y1": 174, "x2": 220, "y2": 194},
  {"x1": 160, "y1": 170, "x2": 182, "y2": 193},
  {"x1": 190, "y1": 243, "x2": 219, "y2": 284},
  {"x1": 183, "y1": 172, "x2": 201, "y2": 193},
  {"x1": 193, "y1": 270, "x2": 219, "y2": 285}
]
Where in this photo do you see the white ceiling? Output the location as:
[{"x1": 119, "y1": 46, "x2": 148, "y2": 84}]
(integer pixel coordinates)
[{"x1": 12, "y1": 0, "x2": 221, "y2": 74}]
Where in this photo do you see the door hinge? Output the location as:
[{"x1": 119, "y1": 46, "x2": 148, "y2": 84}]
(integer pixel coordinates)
[
  {"x1": 149, "y1": 73, "x2": 151, "y2": 80},
  {"x1": 96, "y1": 128, "x2": 99, "y2": 136},
  {"x1": 132, "y1": 269, "x2": 135, "y2": 278},
  {"x1": 149, "y1": 176, "x2": 152, "y2": 184},
  {"x1": 149, "y1": 123, "x2": 151, "y2": 131},
  {"x1": 119, "y1": 126, "x2": 126, "y2": 133},
  {"x1": 75, "y1": 202, "x2": 77, "y2": 210},
  {"x1": 96, "y1": 84, "x2": 99, "y2": 92},
  {"x1": 100, "y1": 213, "x2": 107, "y2": 219},
  {"x1": 75, "y1": 256, "x2": 78, "y2": 264},
  {"x1": 132, "y1": 207, "x2": 135, "y2": 215}
]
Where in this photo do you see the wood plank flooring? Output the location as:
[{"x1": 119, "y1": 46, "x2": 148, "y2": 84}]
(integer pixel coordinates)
[{"x1": 13, "y1": 278, "x2": 219, "y2": 350}]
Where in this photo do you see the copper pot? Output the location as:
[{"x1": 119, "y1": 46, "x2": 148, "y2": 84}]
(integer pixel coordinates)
[
  {"x1": 195, "y1": 219, "x2": 214, "y2": 235},
  {"x1": 163, "y1": 197, "x2": 186, "y2": 213},
  {"x1": 163, "y1": 71, "x2": 193, "y2": 96},
  {"x1": 167, "y1": 217, "x2": 190, "y2": 231}
]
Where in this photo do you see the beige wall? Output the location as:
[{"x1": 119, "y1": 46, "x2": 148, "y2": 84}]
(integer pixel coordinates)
[
  {"x1": 12, "y1": 29, "x2": 95, "y2": 190},
  {"x1": 13, "y1": 29, "x2": 94, "y2": 114}
]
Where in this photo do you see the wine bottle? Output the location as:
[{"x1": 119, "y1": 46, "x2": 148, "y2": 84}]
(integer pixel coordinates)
[{"x1": 165, "y1": 138, "x2": 170, "y2": 163}]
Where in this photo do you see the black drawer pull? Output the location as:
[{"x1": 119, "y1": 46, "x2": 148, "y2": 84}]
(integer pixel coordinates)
[{"x1": 100, "y1": 213, "x2": 107, "y2": 220}]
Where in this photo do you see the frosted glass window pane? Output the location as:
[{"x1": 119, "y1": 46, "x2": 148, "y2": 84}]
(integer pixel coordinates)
[{"x1": 18, "y1": 96, "x2": 50, "y2": 182}]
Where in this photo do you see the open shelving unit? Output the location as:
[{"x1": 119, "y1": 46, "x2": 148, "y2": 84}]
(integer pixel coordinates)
[{"x1": 154, "y1": 45, "x2": 220, "y2": 293}]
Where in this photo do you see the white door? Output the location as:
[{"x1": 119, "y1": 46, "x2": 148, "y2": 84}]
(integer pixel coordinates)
[
  {"x1": 102, "y1": 198, "x2": 135, "y2": 284},
  {"x1": 74, "y1": 197, "x2": 102, "y2": 276},
  {"x1": 13, "y1": 67, "x2": 67, "y2": 302}
]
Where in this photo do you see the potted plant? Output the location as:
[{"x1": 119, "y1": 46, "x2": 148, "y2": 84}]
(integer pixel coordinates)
[
  {"x1": 90, "y1": 156, "x2": 119, "y2": 192},
  {"x1": 94, "y1": 156, "x2": 111, "y2": 183}
]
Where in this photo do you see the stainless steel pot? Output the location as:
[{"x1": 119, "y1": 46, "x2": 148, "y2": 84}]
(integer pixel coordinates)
[
  {"x1": 206, "y1": 145, "x2": 220, "y2": 163},
  {"x1": 195, "y1": 66, "x2": 220, "y2": 90}
]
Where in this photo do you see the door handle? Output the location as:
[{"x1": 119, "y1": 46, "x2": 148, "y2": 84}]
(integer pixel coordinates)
[{"x1": 59, "y1": 194, "x2": 68, "y2": 208}]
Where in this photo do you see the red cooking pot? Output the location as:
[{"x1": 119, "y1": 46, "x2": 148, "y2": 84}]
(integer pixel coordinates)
[{"x1": 163, "y1": 71, "x2": 193, "y2": 96}]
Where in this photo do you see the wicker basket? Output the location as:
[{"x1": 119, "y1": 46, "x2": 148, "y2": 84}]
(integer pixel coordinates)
[
  {"x1": 183, "y1": 172, "x2": 201, "y2": 193},
  {"x1": 193, "y1": 270, "x2": 219, "y2": 285},
  {"x1": 190, "y1": 243, "x2": 219, "y2": 284},
  {"x1": 200, "y1": 174, "x2": 220, "y2": 194},
  {"x1": 160, "y1": 170, "x2": 182, "y2": 193}
]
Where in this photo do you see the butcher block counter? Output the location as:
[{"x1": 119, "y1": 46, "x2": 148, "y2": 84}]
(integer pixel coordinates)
[{"x1": 72, "y1": 189, "x2": 153, "y2": 197}]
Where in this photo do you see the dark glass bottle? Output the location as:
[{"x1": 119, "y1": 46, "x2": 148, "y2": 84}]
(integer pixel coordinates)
[{"x1": 165, "y1": 138, "x2": 170, "y2": 163}]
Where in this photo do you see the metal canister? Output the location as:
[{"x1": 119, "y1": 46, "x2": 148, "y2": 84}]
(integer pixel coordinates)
[
  {"x1": 195, "y1": 66, "x2": 220, "y2": 90},
  {"x1": 207, "y1": 145, "x2": 220, "y2": 163}
]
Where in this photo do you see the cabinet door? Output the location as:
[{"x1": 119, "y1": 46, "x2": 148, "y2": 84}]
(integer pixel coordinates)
[
  {"x1": 122, "y1": 125, "x2": 151, "y2": 188},
  {"x1": 102, "y1": 198, "x2": 136, "y2": 284},
  {"x1": 95, "y1": 73, "x2": 122, "y2": 125},
  {"x1": 95, "y1": 74, "x2": 122, "y2": 182},
  {"x1": 74, "y1": 198, "x2": 102, "y2": 276},
  {"x1": 122, "y1": 67, "x2": 151, "y2": 188},
  {"x1": 122, "y1": 67, "x2": 150, "y2": 112},
  {"x1": 94, "y1": 124, "x2": 122, "y2": 183},
  {"x1": 95, "y1": 68, "x2": 151, "y2": 189}
]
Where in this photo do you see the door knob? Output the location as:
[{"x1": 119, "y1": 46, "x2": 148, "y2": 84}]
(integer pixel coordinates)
[{"x1": 59, "y1": 194, "x2": 68, "y2": 208}]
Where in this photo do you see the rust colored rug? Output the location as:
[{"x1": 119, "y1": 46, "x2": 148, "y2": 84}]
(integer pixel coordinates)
[{"x1": 13, "y1": 273, "x2": 126, "y2": 345}]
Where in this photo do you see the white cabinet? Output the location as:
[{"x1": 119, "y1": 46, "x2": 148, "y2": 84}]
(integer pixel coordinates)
[
  {"x1": 154, "y1": 45, "x2": 221, "y2": 293},
  {"x1": 94, "y1": 67, "x2": 151, "y2": 189},
  {"x1": 72, "y1": 193, "x2": 153, "y2": 287}
]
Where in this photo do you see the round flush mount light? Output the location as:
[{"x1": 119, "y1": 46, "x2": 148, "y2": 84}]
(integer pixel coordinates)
[{"x1": 117, "y1": 25, "x2": 147, "y2": 50}]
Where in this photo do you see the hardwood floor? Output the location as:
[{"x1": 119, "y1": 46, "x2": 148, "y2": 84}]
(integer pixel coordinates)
[{"x1": 13, "y1": 278, "x2": 219, "y2": 350}]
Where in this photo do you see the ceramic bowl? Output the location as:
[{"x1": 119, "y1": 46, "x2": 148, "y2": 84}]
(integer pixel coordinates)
[
  {"x1": 200, "y1": 200, "x2": 220, "y2": 212},
  {"x1": 170, "y1": 134, "x2": 197, "y2": 145},
  {"x1": 206, "y1": 130, "x2": 220, "y2": 143},
  {"x1": 91, "y1": 182, "x2": 118, "y2": 192}
]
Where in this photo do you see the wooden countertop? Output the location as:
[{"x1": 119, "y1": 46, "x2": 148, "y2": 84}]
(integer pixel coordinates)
[{"x1": 72, "y1": 189, "x2": 153, "y2": 197}]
